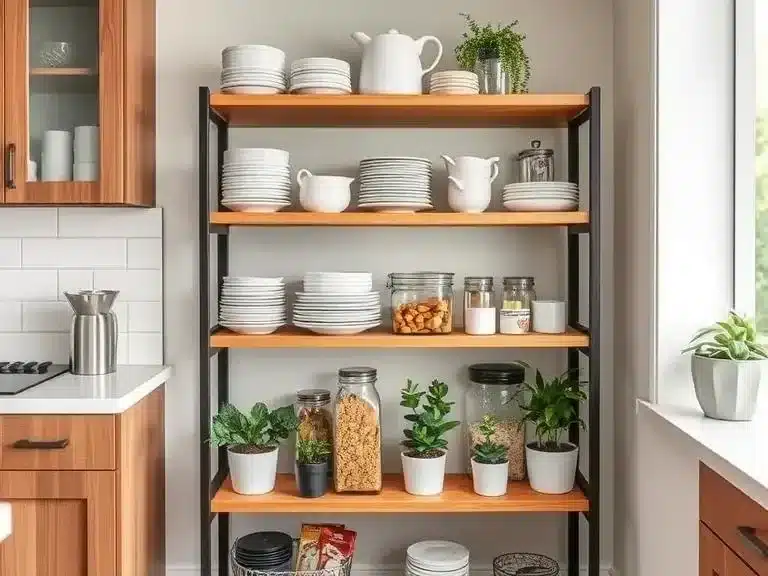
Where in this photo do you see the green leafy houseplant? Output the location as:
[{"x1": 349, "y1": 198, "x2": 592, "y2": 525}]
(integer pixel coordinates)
[
  {"x1": 682, "y1": 311, "x2": 768, "y2": 360},
  {"x1": 471, "y1": 414, "x2": 508, "y2": 465},
  {"x1": 211, "y1": 402, "x2": 298, "y2": 454},
  {"x1": 455, "y1": 13, "x2": 531, "y2": 93},
  {"x1": 296, "y1": 439, "x2": 331, "y2": 465},
  {"x1": 400, "y1": 379, "x2": 460, "y2": 458}
]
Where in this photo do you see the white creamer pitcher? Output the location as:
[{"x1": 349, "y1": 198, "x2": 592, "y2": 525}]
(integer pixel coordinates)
[{"x1": 441, "y1": 155, "x2": 500, "y2": 213}]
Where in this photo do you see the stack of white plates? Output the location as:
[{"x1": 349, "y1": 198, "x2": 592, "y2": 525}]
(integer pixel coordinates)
[
  {"x1": 358, "y1": 157, "x2": 433, "y2": 213},
  {"x1": 429, "y1": 71, "x2": 480, "y2": 95},
  {"x1": 219, "y1": 277, "x2": 286, "y2": 335},
  {"x1": 221, "y1": 45, "x2": 286, "y2": 95},
  {"x1": 503, "y1": 181, "x2": 580, "y2": 212},
  {"x1": 289, "y1": 57, "x2": 352, "y2": 94},
  {"x1": 406, "y1": 541, "x2": 470, "y2": 576},
  {"x1": 293, "y1": 272, "x2": 381, "y2": 335},
  {"x1": 221, "y1": 148, "x2": 292, "y2": 213}
]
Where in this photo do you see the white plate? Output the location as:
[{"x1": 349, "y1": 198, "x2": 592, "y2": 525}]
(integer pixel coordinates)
[
  {"x1": 291, "y1": 87, "x2": 352, "y2": 95},
  {"x1": 221, "y1": 202, "x2": 290, "y2": 213},
  {"x1": 303, "y1": 272, "x2": 372, "y2": 279},
  {"x1": 294, "y1": 311, "x2": 381, "y2": 319},
  {"x1": 223, "y1": 276, "x2": 283, "y2": 284},
  {"x1": 292, "y1": 322, "x2": 381, "y2": 335},
  {"x1": 504, "y1": 182, "x2": 578, "y2": 190},
  {"x1": 361, "y1": 156, "x2": 431, "y2": 163},
  {"x1": 504, "y1": 199, "x2": 578, "y2": 211},
  {"x1": 221, "y1": 86, "x2": 285, "y2": 95},
  {"x1": 430, "y1": 89, "x2": 480, "y2": 95},
  {"x1": 296, "y1": 294, "x2": 380, "y2": 303},
  {"x1": 220, "y1": 325, "x2": 284, "y2": 335},
  {"x1": 406, "y1": 542, "x2": 469, "y2": 571}
]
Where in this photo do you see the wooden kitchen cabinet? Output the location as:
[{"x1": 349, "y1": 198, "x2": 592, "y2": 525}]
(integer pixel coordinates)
[
  {"x1": 701, "y1": 523, "x2": 727, "y2": 576},
  {"x1": 1, "y1": 0, "x2": 156, "y2": 206}
]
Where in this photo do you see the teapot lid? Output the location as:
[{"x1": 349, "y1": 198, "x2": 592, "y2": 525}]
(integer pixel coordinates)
[{"x1": 387, "y1": 29, "x2": 401, "y2": 34}]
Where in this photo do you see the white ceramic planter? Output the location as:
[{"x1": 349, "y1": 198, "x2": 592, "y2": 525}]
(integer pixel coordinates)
[
  {"x1": 691, "y1": 355, "x2": 766, "y2": 421},
  {"x1": 526, "y1": 442, "x2": 578, "y2": 495},
  {"x1": 471, "y1": 459, "x2": 509, "y2": 497},
  {"x1": 401, "y1": 450, "x2": 447, "y2": 495},
  {"x1": 228, "y1": 446, "x2": 279, "y2": 495}
]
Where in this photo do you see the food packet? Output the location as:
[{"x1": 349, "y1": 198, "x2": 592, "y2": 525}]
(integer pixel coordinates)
[
  {"x1": 317, "y1": 526, "x2": 357, "y2": 571},
  {"x1": 297, "y1": 523, "x2": 345, "y2": 571}
]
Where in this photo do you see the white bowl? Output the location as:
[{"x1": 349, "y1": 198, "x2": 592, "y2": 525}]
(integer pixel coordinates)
[
  {"x1": 225, "y1": 148, "x2": 289, "y2": 164},
  {"x1": 222, "y1": 45, "x2": 285, "y2": 69}
]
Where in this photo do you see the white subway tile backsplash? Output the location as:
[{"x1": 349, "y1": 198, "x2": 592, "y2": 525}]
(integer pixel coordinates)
[
  {"x1": 127, "y1": 238, "x2": 162, "y2": 269},
  {"x1": 58, "y1": 270, "x2": 94, "y2": 299},
  {"x1": 0, "y1": 240, "x2": 21, "y2": 268},
  {"x1": 128, "y1": 333, "x2": 163, "y2": 364},
  {"x1": 128, "y1": 302, "x2": 162, "y2": 332},
  {"x1": 117, "y1": 336, "x2": 129, "y2": 364},
  {"x1": 0, "y1": 270, "x2": 58, "y2": 301},
  {"x1": 23, "y1": 238, "x2": 127, "y2": 269},
  {"x1": 0, "y1": 208, "x2": 57, "y2": 237},
  {"x1": 94, "y1": 269, "x2": 162, "y2": 301},
  {"x1": 113, "y1": 301, "x2": 129, "y2": 333},
  {"x1": 0, "y1": 333, "x2": 69, "y2": 362},
  {"x1": 58, "y1": 208, "x2": 162, "y2": 238},
  {"x1": 0, "y1": 303, "x2": 22, "y2": 332},
  {"x1": 22, "y1": 301, "x2": 72, "y2": 332}
]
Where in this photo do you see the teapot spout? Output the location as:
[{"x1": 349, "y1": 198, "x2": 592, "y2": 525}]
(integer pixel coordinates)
[{"x1": 351, "y1": 32, "x2": 371, "y2": 46}]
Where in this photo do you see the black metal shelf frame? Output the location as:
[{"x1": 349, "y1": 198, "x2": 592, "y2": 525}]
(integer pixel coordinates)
[{"x1": 198, "y1": 86, "x2": 601, "y2": 576}]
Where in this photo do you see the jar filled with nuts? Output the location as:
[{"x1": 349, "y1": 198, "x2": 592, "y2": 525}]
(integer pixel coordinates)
[
  {"x1": 388, "y1": 272, "x2": 454, "y2": 335},
  {"x1": 333, "y1": 367, "x2": 382, "y2": 493}
]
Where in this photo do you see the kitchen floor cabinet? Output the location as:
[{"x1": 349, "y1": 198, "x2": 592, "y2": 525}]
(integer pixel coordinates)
[{"x1": 1, "y1": 0, "x2": 155, "y2": 206}]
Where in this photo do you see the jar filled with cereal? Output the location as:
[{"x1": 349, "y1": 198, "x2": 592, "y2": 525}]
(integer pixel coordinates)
[
  {"x1": 333, "y1": 367, "x2": 382, "y2": 493},
  {"x1": 388, "y1": 272, "x2": 454, "y2": 335}
]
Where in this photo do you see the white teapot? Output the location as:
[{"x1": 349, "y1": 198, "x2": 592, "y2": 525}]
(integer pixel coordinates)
[
  {"x1": 352, "y1": 29, "x2": 443, "y2": 94},
  {"x1": 442, "y1": 155, "x2": 500, "y2": 213}
]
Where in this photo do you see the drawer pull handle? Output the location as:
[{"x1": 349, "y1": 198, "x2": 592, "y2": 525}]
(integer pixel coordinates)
[
  {"x1": 738, "y1": 526, "x2": 768, "y2": 558},
  {"x1": 5, "y1": 143, "x2": 16, "y2": 189},
  {"x1": 12, "y1": 438, "x2": 69, "y2": 450}
]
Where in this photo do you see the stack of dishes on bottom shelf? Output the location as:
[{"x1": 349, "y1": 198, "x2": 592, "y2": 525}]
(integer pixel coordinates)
[
  {"x1": 220, "y1": 44, "x2": 287, "y2": 94},
  {"x1": 289, "y1": 57, "x2": 352, "y2": 94},
  {"x1": 406, "y1": 541, "x2": 470, "y2": 576},
  {"x1": 219, "y1": 277, "x2": 286, "y2": 335},
  {"x1": 502, "y1": 181, "x2": 580, "y2": 212},
  {"x1": 293, "y1": 272, "x2": 382, "y2": 335},
  {"x1": 357, "y1": 157, "x2": 433, "y2": 213},
  {"x1": 429, "y1": 71, "x2": 480, "y2": 95},
  {"x1": 221, "y1": 148, "x2": 292, "y2": 213},
  {"x1": 232, "y1": 531, "x2": 294, "y2": 572}
]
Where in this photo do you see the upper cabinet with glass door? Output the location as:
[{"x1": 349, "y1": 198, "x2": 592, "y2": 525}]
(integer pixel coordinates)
[{"x1": 2, "y1": 0, "x2": 156, "y2": 206}]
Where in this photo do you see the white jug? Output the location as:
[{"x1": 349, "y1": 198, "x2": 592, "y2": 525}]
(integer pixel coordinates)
[
  {"x1": 441, "y1": 155, "x2": 500, "y2": 213},
  {"x1": 297, "y1": 169, "x2": 353, "y2": 213}
]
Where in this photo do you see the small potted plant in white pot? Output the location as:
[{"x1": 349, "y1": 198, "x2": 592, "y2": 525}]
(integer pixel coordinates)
[
  {"x1": 683, "y1": 311, "x2": 768, "y2": 421},
  {"x1": 470, "y1": 414, "x2": 509, "y2": 497},
  {"x1": 211, "y1": 402, "x2": 298, "y2": 495},
  {"x1": 295, "y1": 439, "x2": 331, "y2": 499},
  {"x1": 400, "y1": 379, "x2": 460, "y2": 496},
  {"x1": 520, "y1": 369, "x2": 586, "y2": 495}
]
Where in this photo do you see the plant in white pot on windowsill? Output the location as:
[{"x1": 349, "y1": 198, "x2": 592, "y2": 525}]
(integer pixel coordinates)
[
  {"x1": 400, "y1": 379, "x2": 460, "y2": 496},
  {"x1": 211, "y1": 402, "x2": 298, "y2": 495},
  {"x1": 520, "y1": 369, "x2": 586, "y2": 495},
  {"x1": 682, "y1": 311, "x2": 767, "y2": 421},
  {"x1": 470, "y1": 414, "x2": 509, "y2": 497}
]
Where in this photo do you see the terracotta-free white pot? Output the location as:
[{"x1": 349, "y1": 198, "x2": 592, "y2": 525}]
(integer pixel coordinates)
[
  {"x1": 691, "y1": 355, "x2": 765, "y2": 421},
  {"x1": 401, "y1": 450, "x2": 447, "y2": 495},
  {"x1": 526, "y1": 442, "x2": 578, "y2": 495},
  {"x1": 471, "y1": 459, "x2": 509, "y2": 497},
  {"x1": 228, "y1": 445, "x2": 279, "y2": 495}
]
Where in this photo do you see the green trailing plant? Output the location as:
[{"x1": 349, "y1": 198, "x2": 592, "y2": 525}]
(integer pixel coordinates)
[
  {"x1": 471, "y1": 414, "x2": 508, "y2": 465},
  {"x1": 296, "y1": 439, "x2": 332, "y2": 465},
  {"x1": 520, "y1": 370, "x2": 587, "y2": 452},
  {"x1": 211, "y1": 402, "x2": 298, "y2": 453},
  {"x1": 400, "y1": 379, "x2": 460, "y2": 458},
  {"x1": 682, "y1": 311, "x2": 768, "y2": 361},
  {"x1": 455, "y1": 13, "x2": 531, "y2": 93}
]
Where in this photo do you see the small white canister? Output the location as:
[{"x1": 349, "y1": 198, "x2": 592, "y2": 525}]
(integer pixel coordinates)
[{"x1": 532, "y1": 300, "x2": 567, "y2": 334}]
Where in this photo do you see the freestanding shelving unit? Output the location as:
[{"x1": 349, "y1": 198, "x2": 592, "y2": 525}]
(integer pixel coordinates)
[{"x1": 198, "y1": 87, "x2": 601, "y2": 576}]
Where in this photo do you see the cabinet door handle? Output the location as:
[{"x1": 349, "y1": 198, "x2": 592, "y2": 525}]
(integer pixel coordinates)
[
  {"x1": 11, "y1": 438, "x2": 69, "y2": 450},
  {"x1": 738, "y1": 526, "x2": 768, "y2": 558},
  {"x1": 5, "y1": 143, "x2": 16, "y2": 189}
]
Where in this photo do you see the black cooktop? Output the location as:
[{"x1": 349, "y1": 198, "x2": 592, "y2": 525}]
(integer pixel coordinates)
[{"x1": 0, "y1": 361, "x2": 70, "y2": 395}]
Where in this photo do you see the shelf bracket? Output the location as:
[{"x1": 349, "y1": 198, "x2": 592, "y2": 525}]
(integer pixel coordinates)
[
  {"x1": 209, "y1": 347, "x2": 221, "y2": 358},
  {"x1": 578, "y1": 347, "x2": 590, "y2": 358},
  {"x1": 209, "y1": 224, "x2": 229, "y2": 235},
  {"x1": 568, "y1": 223, "x2": 590, "y2": 235},
  {"x1": 572, "y1": 322, "x2": 590, "y2": 336}
]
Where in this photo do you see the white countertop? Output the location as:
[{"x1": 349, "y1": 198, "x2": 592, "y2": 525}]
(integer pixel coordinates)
[
  {"x1": 0, "y1": 365, "x2": 172, "y2": 414},
  {"x1": 0, "y1": 503, "x2": 9, "y2": 543}
]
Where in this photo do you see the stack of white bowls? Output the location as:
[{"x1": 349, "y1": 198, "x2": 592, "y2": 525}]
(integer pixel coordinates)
[
  {"x1": 289, "y1": 58, "x2": 352, "y2": 94},
  {"x1": 358, "y1": 157, "x2": 433, "y2": 213},
  {"x1": 219, "y1": 277, "x2": 286, "y2": 335},
  {"x1": 74, "y1": 125, "x2": 99, "y2": 181},
  {"x1": 221, "y1": 148, "x2": 292, "y2": 213},
  {"x1": 503, "y1": 181, "x2": 580, "y2": 212},
  {"x1": 429, "y1": 71, "x2": 479, "y2": 95},
  {"x1": 42, "y1": 130, "x2": 73, "y2": 181},
  {"x1": 221, "y1": 45, "x2": 286, "y2": 95},
  {"x1": 406, "y1": 541, "x2": 470, "y2": 576},
  {"x1": 293, "y1": 272, "x2": 381, "y2": 335}
]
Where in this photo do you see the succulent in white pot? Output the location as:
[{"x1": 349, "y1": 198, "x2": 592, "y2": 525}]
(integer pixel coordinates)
[
  {"x1": 470, "y1": 414, "x2": 509, "y2": 497},
  {"x1": 682, "y1": 311, "x2": 767, "y2": 421},
  {"x1": 211, "y1": 402, "x2": 298, "y2": 495}
]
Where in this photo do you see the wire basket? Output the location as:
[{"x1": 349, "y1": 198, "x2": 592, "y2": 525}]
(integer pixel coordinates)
[
  {"x1": 230, "y1": 538, "x2": 353, "y2": 576},
  {"x1": 493, "y1": 553, "x2": 559, "y2": 576}
]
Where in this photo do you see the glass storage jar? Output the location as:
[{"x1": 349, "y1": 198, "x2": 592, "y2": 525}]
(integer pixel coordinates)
[
  {"x1": 464, "y1": 276, "x2": 496, "y2": 335},
  {"x1": 296, "y1": 388, "x2": 332, "y2": 453},
  {"x1": 388, "y1": 272, "x2": 454, "y2": 335},
  {"x1": 500, "y1": 277, "x2": 535, "y2": 334},
  {"x1": 464, "y1": 363, "x2": 527, "y2": 480},
  {"x1": 333, "y1": 367, "x2": 382, "y2": 493}
]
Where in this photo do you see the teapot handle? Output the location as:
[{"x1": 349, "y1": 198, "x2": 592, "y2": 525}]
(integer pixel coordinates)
[
  {"x1": 440, "y1": 154, "x2": 456, "y2": 167},
  {"x1": 416, "y1": 36, "x2": 443, "y2": 77},
  {"x1": 448, "y1": 175, "x2": 464, "y2": 192},
  {"x1": 488, "y1": 157, "x2": 500, "y2": 183}
]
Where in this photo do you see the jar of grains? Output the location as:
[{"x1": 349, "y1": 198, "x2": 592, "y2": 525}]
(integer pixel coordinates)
[
  {"x1": 464, "y1": 276, "x2": 496, "y2": 335},
  {"x1": 500, "y1": 277, "x2": 535, "y2": 334},
  {"x1": 333, "y1": 367, "x2": 382, "y2": 493},
  {"x1": 464, "y1": 363, "x2": 527, "y2": 480},
  {"x1": 388, "y1": 272, "x2": 454, "y2": 335}
]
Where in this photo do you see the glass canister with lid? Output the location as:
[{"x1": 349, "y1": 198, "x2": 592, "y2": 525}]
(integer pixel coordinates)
[
  {"x1": 388, "y1": 272, "x2": 454, "y2": 335},
  {"x1": 464, "y1": 276, "x2": 496, "y2": 335},
  {"x1": 500, "y1": 276, "x2": 535, "y2": 334},
  {"x1": 464, "y1": 363, "x2": 527, "y2": 480},
  {"x1": 296, "y1": 388, "x2": 332, "y2": 445},
  {"x1": 333, "y1": 367, "x2": 382, "y2": 493},
  {"x1": 517, "y1": 140, "x2": 555, "y2": 182}
]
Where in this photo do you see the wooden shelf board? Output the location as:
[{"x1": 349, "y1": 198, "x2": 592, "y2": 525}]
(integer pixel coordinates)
[
  {"x1": 210, "y1": 211, "x2": 589, "y2": 227},
  {"x1": 211, "y1": 474, "x2": 589, "y2": 513},
  {"x1": 30, "y1": 68, "x2": 96, "y2": 76},
  {"x1": 210, "y1": 326, "x2": 589, "y2": 349},
  {"x1": 209, "y1": 93, "x2": 589, "y2": 128}
]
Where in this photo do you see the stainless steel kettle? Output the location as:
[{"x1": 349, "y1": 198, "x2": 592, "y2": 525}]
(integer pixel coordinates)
[{"x1": 65, "y1": 290, "x2": 119, "y2": 375}]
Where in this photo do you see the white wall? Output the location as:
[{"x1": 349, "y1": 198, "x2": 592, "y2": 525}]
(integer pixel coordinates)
[{"x1": 156, "y1": 1, "x2": 614, "y2": 572}]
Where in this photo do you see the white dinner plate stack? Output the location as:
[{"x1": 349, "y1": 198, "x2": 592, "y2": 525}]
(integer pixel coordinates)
[
  {"x1": 406, "y1": 541, "x2": 470, "y2": 576},
  {"x1": 289, "y1": 58, "x2": 352, "y2": 94},
  {"x1": 221, "y1": 45, "x2": 287, "y2": 95},
  {"x1": 221, "y1": 148, "x2": 292, "y2": 213},
  {"x1": 429, "y1": 71, "x2": 480, "y2": 95},
  {"x1": 219, "y1": 277, "x2": 286, "y2": 335},
  {"x1": 357, "y1": 157, "x2": 433, "y2": 213},
  {"x1": 503, "y1": 181, "x2": 580, "y2": 212},
  {"x1": 293, "y1": 272, "x2": 381, "y2": 335}
]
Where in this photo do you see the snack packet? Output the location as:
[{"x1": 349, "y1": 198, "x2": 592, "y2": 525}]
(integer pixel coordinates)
[
  {"x1": 297, "y1": 523, "x2": 345, "y2": 571},
  {"x1": 317, "y1": 526, "x2": 357, "y2": 571}
]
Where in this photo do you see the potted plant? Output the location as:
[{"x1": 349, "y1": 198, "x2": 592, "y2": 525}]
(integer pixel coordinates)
[
  {"x1": 470, "y1": 414, "x2": 509, "y2": 497},
  {"x1": 520, "y1": 370, "x2": 586, "y2": 495},
  {"x1": 400, "y1": 379, "x2": 460, "y2": 496},
  {"x1": 682, "y1": 311, "x2": 768, "y2": 421},
  {"x1": 455, "y1": 13, "x2": 531, "y2": 94},
  {"x1": 295, "y1": 439, "x2": 332, "y2": 498},
  {"x1": 211, "y1": 402, "x2": 298, "y2": 495}
]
